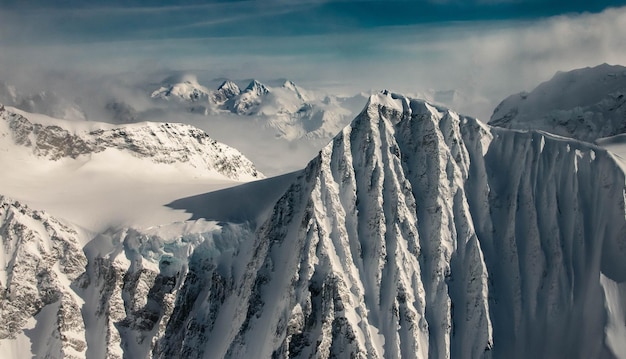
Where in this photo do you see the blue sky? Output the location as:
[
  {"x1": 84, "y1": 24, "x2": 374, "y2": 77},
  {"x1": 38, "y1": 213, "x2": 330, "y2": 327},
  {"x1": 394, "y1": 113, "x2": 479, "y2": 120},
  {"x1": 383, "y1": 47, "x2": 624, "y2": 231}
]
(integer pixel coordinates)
[{"x1": 1, "y1": 0, "x2": 625, "y2": 119}]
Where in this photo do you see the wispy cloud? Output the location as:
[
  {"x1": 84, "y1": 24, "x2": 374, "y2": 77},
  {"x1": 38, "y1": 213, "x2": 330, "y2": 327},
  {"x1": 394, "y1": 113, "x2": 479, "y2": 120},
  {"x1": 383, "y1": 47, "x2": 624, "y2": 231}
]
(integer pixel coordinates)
[{"x1": 0, "y1": 4, "x2": 625, "y2": 121}]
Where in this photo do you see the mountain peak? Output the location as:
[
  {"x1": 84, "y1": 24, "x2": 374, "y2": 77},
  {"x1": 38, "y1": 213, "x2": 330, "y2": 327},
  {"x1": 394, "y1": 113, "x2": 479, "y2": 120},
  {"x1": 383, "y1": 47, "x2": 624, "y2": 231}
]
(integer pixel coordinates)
[
  {"x1": 281, "y1": 79, "x2": 308, "y2": 101},
  {"x1": 217, "y1": 80, "x2": 240, "y2": 93},
  {"x1": 151, "y1": 75, "x2": 210, "y2": 103},
  {"x1": 244, "y1": 79, "x2": 270, "y2": 96},
  {"x1": 282, "y1": 80, "x2": 297, "y2": 90},
  {"x1": 490, "y1": 63, "x2": 626, "y2": 142},
  {"x1": 211, "y1": 80, "x2": 241, "y2": 104}
]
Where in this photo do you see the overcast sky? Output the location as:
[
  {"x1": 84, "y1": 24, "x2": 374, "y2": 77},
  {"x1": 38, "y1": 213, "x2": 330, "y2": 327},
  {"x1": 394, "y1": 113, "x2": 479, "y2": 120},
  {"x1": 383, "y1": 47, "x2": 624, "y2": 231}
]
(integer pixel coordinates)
[{"x1": 1, "y1": 0, "x2": 625, "y2": 119}]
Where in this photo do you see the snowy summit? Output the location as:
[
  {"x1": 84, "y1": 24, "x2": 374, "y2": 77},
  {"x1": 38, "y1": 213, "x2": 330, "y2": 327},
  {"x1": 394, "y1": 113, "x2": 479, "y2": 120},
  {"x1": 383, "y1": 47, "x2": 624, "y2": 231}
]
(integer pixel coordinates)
[{"x1": 490, "y1": 63, "x2": 626, "y2": 142}]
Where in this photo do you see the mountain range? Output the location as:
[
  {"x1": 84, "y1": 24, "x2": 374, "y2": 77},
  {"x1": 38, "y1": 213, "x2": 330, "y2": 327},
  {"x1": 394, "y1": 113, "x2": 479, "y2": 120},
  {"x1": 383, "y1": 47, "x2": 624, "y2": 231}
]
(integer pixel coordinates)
[
  {"x1": 1, "y1": 64, "x2": 626, "y2": 359},
  {"x1": 150, "y1": 75, "x2": 362, "y2": 141}
]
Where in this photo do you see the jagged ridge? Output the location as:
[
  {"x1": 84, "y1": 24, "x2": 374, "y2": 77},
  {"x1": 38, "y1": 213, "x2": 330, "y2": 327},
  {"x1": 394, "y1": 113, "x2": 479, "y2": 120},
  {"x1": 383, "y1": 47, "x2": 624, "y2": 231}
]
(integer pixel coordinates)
[{"x1": 0, "y1": 105, "x2": 262, "y2": 181}]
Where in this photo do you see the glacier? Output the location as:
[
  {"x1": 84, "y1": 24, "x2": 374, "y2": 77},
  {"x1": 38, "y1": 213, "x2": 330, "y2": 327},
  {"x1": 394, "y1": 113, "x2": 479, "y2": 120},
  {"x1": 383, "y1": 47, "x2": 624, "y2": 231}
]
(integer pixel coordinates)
[{"x1": 1, "y1": 90, "x2": 626, "y2": 358}]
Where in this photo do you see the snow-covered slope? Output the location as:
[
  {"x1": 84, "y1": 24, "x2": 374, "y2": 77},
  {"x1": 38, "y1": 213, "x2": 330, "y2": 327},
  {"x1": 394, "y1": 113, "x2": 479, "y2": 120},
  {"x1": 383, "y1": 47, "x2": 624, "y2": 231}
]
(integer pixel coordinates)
[
  {"x1": 489, "y1": 63, "x2": 626, "y2": 142},
  {"x1": 0, "y1": 104, "x2": 263, "y2": 231},
  {"x1": 0, "y1": 105, "x2": 262, "y2": 181},
  {"x1": 2, "y1": 92, "x2": 626, "y2": 359}
]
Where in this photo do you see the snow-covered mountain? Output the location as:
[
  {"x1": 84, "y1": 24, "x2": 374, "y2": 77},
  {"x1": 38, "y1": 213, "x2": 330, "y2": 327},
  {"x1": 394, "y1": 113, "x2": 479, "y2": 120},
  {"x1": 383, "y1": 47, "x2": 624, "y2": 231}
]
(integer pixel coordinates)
[
  {"x1": 150, "y1": 75, "x2": 210, "y2": 103},
  {"x1": 150, "y1": 76, "x2": 362, "y2": 140},
  {"x1": 0, "y1": 104, "x2": 264, "y2": 232},
  {"x1": 2, "y1": 91, "x2": 625, "y2": 358},
  {"x1": 176, "y1": 92, "x2": 625, "y2": 358},
  {"x1": 0, "y1": 104, "x2": 262, "y2": 181},
  {"x1": 210, "y1": 80, "x2": 241, "y2": 104},
  {"x1": 489, "y1": 63, "x2": 626, "y2": 142}
]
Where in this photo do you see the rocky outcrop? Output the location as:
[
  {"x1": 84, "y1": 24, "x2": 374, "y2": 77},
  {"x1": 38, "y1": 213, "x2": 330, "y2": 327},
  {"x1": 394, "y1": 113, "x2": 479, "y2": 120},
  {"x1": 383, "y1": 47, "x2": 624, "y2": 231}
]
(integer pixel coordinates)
[{"x1": 0, "y1": 196, "x2": 88, "y2": 358}]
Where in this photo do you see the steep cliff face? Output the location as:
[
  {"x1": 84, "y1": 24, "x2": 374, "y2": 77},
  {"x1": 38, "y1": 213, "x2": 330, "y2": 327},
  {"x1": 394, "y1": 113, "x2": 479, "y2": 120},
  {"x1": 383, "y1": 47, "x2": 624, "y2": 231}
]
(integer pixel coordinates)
[
  {"x1": 171, "y1": 92, "x2": 625, "y2": 358},
  {"x1": 0, "y1": 196, "x2": 88, "y2": 359},
  {"x1": 76, "y1": 222, "x2": 253, "y2": 359},
  {"x1": 0, "y1": 202, "x2": 255, "y2": 359}
]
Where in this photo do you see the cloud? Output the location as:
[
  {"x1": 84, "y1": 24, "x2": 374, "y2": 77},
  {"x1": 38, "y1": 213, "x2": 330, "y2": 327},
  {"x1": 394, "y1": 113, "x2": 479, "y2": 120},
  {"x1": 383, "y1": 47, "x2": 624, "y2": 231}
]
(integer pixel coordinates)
[
  {"x1": 0, "y1": 4, "x2": 625, "y2": 122},
  {"x1": 0, "y1": 3, "x2": 624, "y2": 175}
]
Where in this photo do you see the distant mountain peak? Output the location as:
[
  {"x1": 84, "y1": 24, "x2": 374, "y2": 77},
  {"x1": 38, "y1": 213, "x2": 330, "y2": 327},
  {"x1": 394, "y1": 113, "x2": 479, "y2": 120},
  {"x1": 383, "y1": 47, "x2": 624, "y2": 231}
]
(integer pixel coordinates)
[
  {"x1": 282, "y1": 79, "x2": 307, "y2": 101},
  {"x1": 149, "y1": 75, "x2": 360, "y2": 140},
  {"x1": 282, "y1": 80, "x2": 297, "y2": 90},
  {"x1": 217, "y1": 80, "x2": 240, "y2": 93},
  {"x1": 151, "y1": 76, "x2": 210, "y2": 103},
  {"x1": 212, "y1": 80, "x2": 241, "y2": 103},
  {"x1": 244, "y1": 79, "x2": 270, "y2": 96}
]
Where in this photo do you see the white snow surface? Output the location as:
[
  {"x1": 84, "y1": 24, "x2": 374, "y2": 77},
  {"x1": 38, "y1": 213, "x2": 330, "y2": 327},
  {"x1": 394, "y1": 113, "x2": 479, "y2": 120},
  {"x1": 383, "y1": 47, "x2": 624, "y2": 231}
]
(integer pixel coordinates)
[
  {"x1": 490, "y1": 63, "x2": 626, "y2": 142},
  {"x1": 0, "y1": 105, "x2": 262, "y2": 231},
  {"x1": 1, "y1": 89, "x2": 626, "y2": 359}
]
